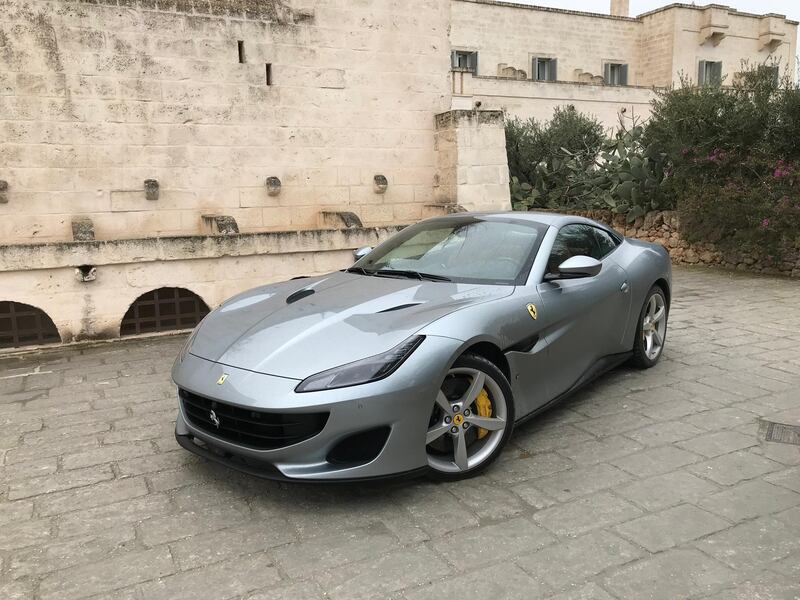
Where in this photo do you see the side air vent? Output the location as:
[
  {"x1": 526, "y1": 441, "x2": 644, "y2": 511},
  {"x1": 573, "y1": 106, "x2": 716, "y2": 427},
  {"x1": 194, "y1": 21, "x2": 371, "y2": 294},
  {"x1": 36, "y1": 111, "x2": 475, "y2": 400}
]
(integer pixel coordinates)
[
  {"x1": 377, "y1": 303, "x2": 422, "y2": 313},
  {"x1": 286, "y1": 288, "x2": 315, "y2": 304}
]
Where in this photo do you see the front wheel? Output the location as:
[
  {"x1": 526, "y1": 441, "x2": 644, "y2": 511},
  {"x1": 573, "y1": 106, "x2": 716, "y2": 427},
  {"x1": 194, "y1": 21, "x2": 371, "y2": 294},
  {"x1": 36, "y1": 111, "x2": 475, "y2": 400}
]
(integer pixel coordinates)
[
  {"x1": 630, "y1": 285, "x2": 668, "y2": 368},
  {"x1": 426, "y1": 354, "x2": 514, "y2": 480}
]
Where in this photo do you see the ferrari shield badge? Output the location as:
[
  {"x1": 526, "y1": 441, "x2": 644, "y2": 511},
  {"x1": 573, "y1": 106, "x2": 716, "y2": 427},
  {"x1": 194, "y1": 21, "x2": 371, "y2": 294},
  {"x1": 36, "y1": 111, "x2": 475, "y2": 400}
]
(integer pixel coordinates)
[
  {"x1": 216, "y1": 373, "x2": 229, "y2": 385},
  {"x1": 526, "y1": 303, "x2": 538, "y2": 320}
]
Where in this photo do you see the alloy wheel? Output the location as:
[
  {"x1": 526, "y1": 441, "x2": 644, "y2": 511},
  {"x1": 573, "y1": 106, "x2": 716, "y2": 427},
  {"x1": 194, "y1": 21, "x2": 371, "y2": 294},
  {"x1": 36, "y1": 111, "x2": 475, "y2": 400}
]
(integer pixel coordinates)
[
  {"x1": 642, "y1": 292, "x2": 667, "y2": 360},
  {"x1": 426, "y1": 367, "x2": 508, "y2": 473}
]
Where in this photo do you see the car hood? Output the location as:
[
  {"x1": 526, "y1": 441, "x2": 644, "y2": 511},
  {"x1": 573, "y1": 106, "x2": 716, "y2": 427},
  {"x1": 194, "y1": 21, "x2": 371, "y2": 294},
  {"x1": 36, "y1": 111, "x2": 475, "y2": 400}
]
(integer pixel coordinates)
[{"x1": 188, "y1": 271, "x2": 511, "y2": 379}]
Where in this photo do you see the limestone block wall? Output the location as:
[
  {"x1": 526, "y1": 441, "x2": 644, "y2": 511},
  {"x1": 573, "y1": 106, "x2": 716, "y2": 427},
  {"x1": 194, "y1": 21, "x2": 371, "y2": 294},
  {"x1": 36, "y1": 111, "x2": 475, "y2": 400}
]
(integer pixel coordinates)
[
  {"x1": 0, "y1": 227, "x2": 400, "y2": 343},
  {"x1": 453, "y1": 73, "x2": 656, "y2": 129},
  {"x1": 0, "y1": 0, "x2": 452, "y2": 245},
  {"x1": 450, "y1": 0, "x2": 642, "y2": 85},
  {"x1": 666, "y1": 7, "x2": 797, "y2": 84},
  {"x1": 434, "y1": 110, "x2": 510, "y2": 211},
  {"x1": 450, "y1": 1, "x2": 797, "y2": 92}
]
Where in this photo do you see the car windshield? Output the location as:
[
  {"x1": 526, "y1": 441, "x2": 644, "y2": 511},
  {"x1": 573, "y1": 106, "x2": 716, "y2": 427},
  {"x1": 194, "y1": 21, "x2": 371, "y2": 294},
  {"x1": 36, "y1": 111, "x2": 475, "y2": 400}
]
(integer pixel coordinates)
[{"x1": 353, "y1": 217, "x2": 547, "y2": 285}]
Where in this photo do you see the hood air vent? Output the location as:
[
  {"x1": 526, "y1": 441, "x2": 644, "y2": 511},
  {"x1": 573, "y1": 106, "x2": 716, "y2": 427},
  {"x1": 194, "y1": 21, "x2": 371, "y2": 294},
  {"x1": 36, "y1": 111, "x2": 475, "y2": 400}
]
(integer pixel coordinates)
[
  {"x1": 286, "y1": 288, "x2": 315, "y2": 304},
  {"x1": 377, "y1": 303, "x2": 422, "y2": 313}
]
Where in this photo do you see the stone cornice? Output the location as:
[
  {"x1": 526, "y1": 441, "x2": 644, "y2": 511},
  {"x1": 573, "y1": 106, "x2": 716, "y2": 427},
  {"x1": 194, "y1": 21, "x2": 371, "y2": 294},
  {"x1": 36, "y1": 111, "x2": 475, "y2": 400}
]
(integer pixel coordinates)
[{"x1": 0, "y1": 227, "x2": 403, "y2": 272}]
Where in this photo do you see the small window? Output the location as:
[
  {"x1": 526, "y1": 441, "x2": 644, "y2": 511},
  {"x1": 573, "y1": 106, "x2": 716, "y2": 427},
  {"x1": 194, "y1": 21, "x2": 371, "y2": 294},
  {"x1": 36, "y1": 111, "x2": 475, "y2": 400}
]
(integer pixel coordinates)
[
  {"x1": 592, "y1": 227, "x2": 620, "y2": 258},
  {"x1": 451, "y1": 50, "x2": 478, "y2": 74},
  {"x1": 604, "y1": 62, "x2": 628, "y2": 86},
  {"x1": 0, "y1": 301, "x2": 61, "y2": 349},
  {"x1": 237, "y1": 40, "x2": 246, "y2": 64},
  {"x1": 265, "y1": 63, "x2": 272, "y2": 86},
  {"x1": 533, "y1": 57, "x2": 557, "y2": 82},
  {"x1": 698, "y1": 60, "x2": 723, "y2": 85},
  {"x1": 120, "y1": 288, "x2": 210, "y2": 336}
]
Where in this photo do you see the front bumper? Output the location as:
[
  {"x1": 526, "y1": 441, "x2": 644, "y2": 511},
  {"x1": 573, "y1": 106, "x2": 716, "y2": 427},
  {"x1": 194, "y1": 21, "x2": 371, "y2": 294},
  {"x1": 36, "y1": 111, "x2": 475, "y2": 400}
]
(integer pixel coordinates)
[{"x1": 172, "y1": 335, "x2": 461, "y2": 481}]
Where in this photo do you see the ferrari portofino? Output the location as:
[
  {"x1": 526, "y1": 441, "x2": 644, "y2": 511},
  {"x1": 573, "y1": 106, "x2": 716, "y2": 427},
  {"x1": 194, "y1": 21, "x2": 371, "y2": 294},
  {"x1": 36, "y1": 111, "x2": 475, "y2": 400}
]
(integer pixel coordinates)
[{"x1": 172, "y1": 212, "x2": 671, "y2": 481}]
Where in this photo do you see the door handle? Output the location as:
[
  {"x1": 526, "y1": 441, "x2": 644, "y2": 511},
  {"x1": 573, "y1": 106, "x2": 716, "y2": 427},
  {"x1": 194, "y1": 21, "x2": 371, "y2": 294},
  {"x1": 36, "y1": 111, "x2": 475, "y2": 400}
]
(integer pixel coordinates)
[{"x1": 620, "y1": 281, "x2": 629, "y2": 293}]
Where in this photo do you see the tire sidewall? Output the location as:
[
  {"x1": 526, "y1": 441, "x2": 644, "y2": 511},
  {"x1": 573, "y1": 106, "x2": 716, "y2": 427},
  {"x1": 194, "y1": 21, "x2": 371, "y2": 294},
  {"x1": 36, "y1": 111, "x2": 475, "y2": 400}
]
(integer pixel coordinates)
[
  {"x1": 428, "y1": 353, "x2": 515, "y2": 481},
  {"x1": 632, "y1": 286, "x2": 668, "y2": 368}
]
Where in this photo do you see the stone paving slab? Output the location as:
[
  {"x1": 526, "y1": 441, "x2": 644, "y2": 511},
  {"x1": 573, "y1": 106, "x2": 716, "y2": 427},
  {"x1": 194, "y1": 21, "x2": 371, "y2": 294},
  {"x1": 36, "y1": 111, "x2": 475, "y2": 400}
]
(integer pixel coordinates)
[{"x1": 1, "y1": 266, "x2": 799, "y2": 599}]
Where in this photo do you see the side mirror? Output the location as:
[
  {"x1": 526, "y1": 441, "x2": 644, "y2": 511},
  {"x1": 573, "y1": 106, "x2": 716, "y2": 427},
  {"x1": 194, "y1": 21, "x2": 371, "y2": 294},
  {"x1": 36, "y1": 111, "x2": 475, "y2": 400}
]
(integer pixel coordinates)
[
  {"x1": 547, "y1": 255, "x2": 602, "y2": 280},
  {"x1": 353, "y1": 246, "x2": 372, "y2": 261}
]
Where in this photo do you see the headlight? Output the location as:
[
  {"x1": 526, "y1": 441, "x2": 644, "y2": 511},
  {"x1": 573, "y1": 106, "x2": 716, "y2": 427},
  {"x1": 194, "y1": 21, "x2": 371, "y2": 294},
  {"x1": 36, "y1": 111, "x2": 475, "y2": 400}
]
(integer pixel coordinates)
[{"x1": 295, "y1": 335, "x2": 424, "y2": 392}]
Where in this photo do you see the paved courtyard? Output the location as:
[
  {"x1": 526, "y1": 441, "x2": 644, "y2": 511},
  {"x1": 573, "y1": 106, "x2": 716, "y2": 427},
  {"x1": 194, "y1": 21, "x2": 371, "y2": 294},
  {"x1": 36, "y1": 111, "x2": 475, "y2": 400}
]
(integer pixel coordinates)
[{"x1": 1, "y1": 266, "x2": 799, "y2": 600}]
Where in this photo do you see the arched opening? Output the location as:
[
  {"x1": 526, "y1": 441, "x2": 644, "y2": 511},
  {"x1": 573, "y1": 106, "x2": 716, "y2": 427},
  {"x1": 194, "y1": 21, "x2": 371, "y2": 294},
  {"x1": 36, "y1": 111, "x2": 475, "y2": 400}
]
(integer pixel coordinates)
[
  {"x1": 120, "y1": 288, "x2": 210, "y2": 337},
  {"x1": 0, "y1": 301, "x2": 61, "y2": 349}
]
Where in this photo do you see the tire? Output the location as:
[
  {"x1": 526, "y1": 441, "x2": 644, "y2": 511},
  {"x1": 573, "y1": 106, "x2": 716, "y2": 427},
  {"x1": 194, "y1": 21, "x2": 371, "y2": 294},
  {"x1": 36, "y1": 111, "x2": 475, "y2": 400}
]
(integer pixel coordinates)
[
  {"x1": 630, "y1": 285, "x2": 669, "y2": 369},
  {"x1": 425, "y1": 354, "x2": 515, "y2": 481}
]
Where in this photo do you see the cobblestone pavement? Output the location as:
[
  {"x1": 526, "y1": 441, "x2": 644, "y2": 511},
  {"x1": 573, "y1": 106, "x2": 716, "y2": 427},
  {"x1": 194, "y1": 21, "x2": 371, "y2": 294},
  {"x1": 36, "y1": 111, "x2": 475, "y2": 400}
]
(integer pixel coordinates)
[{"x1": 1, "y1": 266, "x2": 799, "y2": 600}]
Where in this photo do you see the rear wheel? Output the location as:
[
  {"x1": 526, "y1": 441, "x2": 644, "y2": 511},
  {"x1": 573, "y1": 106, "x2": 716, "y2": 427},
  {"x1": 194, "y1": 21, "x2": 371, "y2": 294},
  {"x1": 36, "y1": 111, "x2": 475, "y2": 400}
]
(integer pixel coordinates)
[
  {"x1": 426, "y1": 354, "x2": 514, "y2": 480},
  {"x1": 631, "y1": 285, "x2": 668, "y2": 368}
]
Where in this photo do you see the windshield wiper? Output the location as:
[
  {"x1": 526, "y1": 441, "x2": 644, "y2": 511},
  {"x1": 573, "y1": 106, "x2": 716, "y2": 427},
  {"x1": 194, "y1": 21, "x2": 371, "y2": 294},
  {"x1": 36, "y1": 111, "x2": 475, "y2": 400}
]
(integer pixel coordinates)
[
  {"x1": 345, "y1": 267, "x2": 375, "y2": 276},
  {"x1": 373, "y1": 269, "x2": 451, "y2": 282}
]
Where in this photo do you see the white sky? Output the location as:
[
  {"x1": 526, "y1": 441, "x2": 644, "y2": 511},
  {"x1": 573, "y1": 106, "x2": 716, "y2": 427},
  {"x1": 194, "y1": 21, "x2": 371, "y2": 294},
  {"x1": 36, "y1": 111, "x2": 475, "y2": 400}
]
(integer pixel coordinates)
[{"x1": 512, "y1": 0, "x2": 800, "y2": 22}]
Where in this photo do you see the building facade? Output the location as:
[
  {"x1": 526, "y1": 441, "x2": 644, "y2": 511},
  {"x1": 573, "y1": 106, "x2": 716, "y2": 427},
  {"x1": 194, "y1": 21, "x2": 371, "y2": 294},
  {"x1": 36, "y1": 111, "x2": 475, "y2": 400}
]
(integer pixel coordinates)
[
  {"x1": 450, "y1": 0, "x2": 797, "y2": 123},
  {"x1": 0, "y1": 0, "x2": 796, "y2": 348}
]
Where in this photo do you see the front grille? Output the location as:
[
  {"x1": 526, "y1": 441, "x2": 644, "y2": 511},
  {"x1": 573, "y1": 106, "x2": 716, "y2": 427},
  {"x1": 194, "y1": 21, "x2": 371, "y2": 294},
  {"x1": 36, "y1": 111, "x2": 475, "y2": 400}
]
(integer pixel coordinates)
[{"x1": 179, "y1": 389, "x2": 328, "y2": 450}]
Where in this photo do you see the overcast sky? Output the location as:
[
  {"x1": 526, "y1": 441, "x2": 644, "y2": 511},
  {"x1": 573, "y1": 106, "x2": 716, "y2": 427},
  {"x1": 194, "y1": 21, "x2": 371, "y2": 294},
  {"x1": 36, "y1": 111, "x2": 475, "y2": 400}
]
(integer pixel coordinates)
[{"x1": 513, "y1": 0, "x2": 800, "y2": 22}]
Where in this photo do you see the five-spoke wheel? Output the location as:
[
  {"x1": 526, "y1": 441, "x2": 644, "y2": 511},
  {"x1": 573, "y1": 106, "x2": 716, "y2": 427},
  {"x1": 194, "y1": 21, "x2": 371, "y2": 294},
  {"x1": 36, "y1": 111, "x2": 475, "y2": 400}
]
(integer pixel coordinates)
[
  {"x1": 632, "y1": 285, "x2": 668, "y2": 368},
  {"x1": 426, "y1": 354, "x2": 514, "y2": 479}
]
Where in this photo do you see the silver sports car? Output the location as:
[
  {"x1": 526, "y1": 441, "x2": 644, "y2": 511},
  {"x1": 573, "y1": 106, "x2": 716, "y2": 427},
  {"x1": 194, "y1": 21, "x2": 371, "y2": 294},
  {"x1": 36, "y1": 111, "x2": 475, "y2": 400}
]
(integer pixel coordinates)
[{"x1": 172, "y1": 212, "x2": 671, "y2": 481}]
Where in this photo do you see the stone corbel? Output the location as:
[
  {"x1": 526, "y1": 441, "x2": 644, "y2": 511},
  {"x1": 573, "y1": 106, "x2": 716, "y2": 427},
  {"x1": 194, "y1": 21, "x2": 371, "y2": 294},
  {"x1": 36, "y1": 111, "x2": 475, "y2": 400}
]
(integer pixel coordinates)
[
  {"x1": 201, "y1": 214, "x2": 240, "y2": 235},
  {"x1": 320, "y1": 211, "x2": 363, "y2": 229}
]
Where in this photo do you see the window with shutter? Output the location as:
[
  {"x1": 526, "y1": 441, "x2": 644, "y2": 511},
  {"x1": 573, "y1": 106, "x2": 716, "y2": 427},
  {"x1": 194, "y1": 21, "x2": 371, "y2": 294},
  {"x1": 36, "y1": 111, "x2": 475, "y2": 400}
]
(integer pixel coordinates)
[
  {"x1": 698, "y1": 60, "x2": 722, "y2": 85},
  {"x1": 533, "y1": 57, "x2": 557, "y2": 81},
  {"x1": 452, "y1": 51, "x2": 478, "y2": 74},
  {"x1": 604, "y1": 63, "x2": 628, "y2": 85}
]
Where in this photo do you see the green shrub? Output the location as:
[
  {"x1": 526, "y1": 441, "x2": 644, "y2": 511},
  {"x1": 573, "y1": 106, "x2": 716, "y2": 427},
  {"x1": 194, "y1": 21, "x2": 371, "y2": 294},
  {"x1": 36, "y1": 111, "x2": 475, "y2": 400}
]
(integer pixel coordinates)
[
  {"x1": 508, "y1": 63, "x2": 800, "y2": 261},
  {"x1": 505, "y1": 106, "x2": 604, "y2": 209}
]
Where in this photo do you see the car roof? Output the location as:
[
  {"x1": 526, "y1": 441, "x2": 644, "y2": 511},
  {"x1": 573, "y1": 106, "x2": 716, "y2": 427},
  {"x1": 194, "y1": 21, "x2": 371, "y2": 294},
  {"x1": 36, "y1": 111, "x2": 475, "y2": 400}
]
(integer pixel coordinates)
[{"x1": 427, "y1": 211, "x2": 601, "y2": 229}]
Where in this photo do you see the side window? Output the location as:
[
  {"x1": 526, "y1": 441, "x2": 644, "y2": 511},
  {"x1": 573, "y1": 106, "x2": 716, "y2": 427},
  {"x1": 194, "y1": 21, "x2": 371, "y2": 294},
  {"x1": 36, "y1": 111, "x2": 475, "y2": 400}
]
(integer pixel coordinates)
[
  {"x1": 592, "y1": 227, "x2": 619, "y2": 258},
  {"x1": 547, "y1": 224, "x2": 600, "y2": 272}
]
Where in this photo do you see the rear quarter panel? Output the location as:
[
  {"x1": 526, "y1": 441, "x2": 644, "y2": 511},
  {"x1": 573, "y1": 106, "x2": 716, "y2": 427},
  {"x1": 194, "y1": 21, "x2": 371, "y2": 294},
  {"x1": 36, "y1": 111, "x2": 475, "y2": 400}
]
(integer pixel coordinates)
[{"x1": 614, "y1": 238, "x2": 672, "y2": 350}]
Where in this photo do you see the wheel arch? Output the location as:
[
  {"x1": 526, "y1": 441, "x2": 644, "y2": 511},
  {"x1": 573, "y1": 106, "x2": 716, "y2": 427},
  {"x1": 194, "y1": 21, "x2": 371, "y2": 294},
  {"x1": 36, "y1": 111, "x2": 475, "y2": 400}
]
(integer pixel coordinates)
[
  {"x1": 458, "y1": 340, "x2": 511, "y2": 383},
  {"x1": 653, "y1": 277, "x2": 671, "y2": 308}
]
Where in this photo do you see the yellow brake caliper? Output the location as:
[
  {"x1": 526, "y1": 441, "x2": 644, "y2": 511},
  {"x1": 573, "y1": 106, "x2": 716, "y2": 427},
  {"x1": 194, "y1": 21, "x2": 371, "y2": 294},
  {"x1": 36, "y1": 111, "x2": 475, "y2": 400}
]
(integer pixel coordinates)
[{"x1": 475, "y1": 388, "x2": 493, "y2": 439}]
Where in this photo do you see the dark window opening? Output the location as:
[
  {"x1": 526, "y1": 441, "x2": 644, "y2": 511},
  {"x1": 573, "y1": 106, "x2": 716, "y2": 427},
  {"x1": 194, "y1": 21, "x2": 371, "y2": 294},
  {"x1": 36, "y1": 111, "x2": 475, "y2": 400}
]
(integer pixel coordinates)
[
  {"x1": 604, "y1": 62, "x2": 628, "y2": 86},
  {"x1": 698, "y1": 60, "x2": 723, "y2": 85},
  {"x1": 451, "y1": 50, "x2": 478, "y2": 74},
  {"x1": 265, "y1": 63, "x2": 272, "y2": 85},
  {"x1": 120, "y1": 287, "x2": 210, "y2": 337},
  {"x1": 533, "y1": 57, "x2": 557, "y2": 81},
  {"x1": 237, "y1": 40, "x2": 246, "y2": 64},
  {"x1": 0, "y1": 301, "x2": 61, "y2": 349}
]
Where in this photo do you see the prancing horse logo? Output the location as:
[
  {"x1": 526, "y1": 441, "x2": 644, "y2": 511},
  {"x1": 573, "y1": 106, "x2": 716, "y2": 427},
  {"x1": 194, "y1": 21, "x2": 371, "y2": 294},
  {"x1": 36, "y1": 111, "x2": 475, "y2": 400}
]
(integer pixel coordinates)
[
  {"x1": 216, "y1": 373, "x2": 228, "y2": 385},
  {"x1": 209, "y1": 410, "x2": 221, "y2": 428}
]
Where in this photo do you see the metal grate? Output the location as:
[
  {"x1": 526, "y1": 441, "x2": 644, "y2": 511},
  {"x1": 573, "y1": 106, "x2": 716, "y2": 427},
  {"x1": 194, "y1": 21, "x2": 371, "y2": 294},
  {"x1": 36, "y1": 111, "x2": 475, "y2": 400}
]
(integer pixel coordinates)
[
  {"x1": 180, "y1": 388, "x2": 329, "y2": 450},
  {"x1": 0, "y1": 301, "x2": 61, "y2": 349},
  {"x1": 120, "y1": 287, "x2": 210, "y2": 337},
  {"x1": 759, "y1": 419, "x2": 800, "y2": 446}
]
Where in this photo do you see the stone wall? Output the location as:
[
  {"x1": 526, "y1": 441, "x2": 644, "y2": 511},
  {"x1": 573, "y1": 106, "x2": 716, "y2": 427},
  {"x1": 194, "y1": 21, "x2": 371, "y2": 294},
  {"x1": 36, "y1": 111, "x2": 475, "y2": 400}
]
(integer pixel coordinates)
[
  {"x1": 452, "y1": 73, "x2": 655, "y2": 129},
  {"x1": 449, "y1": 1, "x2": 797, "y2": 129},
  {"x1": 0, "y1": 0, "x2": 454, "y2": 244},
  {"x1": 572, "y1": 209, "x2": 800, "y2": 278},
  {"x1": 0, "y1": 226, "x2": 401, "y2": 343},
  {"x1": 434, "y1": 110, "x2": 510, "y2": 211}
]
